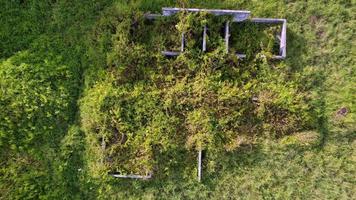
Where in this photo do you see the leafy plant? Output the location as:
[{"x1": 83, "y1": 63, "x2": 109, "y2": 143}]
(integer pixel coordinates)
[{"x1": 81, "y1": 10, "x2": 313, "y2": 177}]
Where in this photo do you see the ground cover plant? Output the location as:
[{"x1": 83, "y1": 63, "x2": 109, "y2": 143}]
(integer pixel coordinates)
[
  {"x1": 81, "y1": 10, "x2": 313, "y2": 178},
  {"x1": 230, "y1": 22, "x2": 281, "y2": 57},
  {"x1": 0, "y1": 0, "x2": 355, "y2": 199}
]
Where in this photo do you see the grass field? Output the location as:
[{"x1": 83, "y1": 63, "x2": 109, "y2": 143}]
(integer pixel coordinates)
[{"x1": 0, "y1": 0, "x2": 355, "y2": 199}]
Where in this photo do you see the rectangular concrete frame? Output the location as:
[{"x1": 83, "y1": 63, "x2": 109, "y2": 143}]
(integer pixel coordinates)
[
  {"x1": 119, "y1": 9, "x2": 287, "y2": 182},
  {"x1": 147, "y1": 8, "x2": 286, "y2": 60},
  {"x1": 161, "y1": 8, "x2": 250, "y2": 56},
  {"x1": 162, "y1": 7, "x2": 251, "y2": 22},
  {"x1": 232, "y1": 18, "x2": 287, "y2": 59}
]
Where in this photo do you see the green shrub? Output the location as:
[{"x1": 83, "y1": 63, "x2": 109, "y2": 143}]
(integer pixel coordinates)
[
  {"x1": 0, "y1": 49, "x2": 82, "y2": 199},
  {"x1": 81, "y1": 11, "x2": 313, "y2": 176},
  {"x1": 0, "y1": 1, "x2": 52, "y2": 58},
  {"x1": 0, "y1": 51, "x2": 78, "y2": 154}
]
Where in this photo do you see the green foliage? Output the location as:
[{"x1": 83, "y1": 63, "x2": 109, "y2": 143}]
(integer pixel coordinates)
[
  {"x1": 79, "y1": 0, "x2": 354, "y2": 199},
  {"x1": 81, "y1": 80, "x2": 179, "y2": 175},
  {"x1": 0, "y1": 51, "x2": 78, "y2": 153},
  {"x1": 0, "y1": 1, "x2": 112, "y2": 199},
  {"x1": 230, "y1": 22, "x2": 280, "y2": 57},
  {"x1": 81, "y1": 8, "x2": 313, "y2": 178},
  {"x1": 57, "y1": 125, "x2": 86, "y2": 199},
  {"x1": 0, "y1": 50, "x2": 80, "y2": 199},
  {"x1": 0, "y1": 151, "x2": 54, "y2": 199},
  {"x1": 0, "y1": 0, "x2": 52, "y2": 58},
  {"x1": 0, "y1": 0, "x2": 354, "y2": 199}
]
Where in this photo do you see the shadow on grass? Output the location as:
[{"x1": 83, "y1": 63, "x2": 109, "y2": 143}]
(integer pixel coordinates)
[{"x1": 286, "y1": 29, "x2": 329, "y2": 149}]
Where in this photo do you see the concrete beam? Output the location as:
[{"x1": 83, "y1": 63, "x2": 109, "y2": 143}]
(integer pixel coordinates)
[{"x1": 162, "y1": 8, "x2": 250, "y2": 22}]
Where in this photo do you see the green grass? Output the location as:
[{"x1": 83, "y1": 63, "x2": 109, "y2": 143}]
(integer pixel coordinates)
[{"x1": 0, "y1": 0, "x2": 355, "y2": 199}]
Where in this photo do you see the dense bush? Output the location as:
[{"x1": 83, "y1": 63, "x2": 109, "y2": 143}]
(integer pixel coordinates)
[
  {"x1": 0, "y1": 0, "x2": 114, "y2": 198},
  {"x1": 0, "y1": 51, "x2": 79, "y2": 153},
  {"x1": 0, "y1": 0, "x2": 52, "y2": 58},
  {"x1": 0, "y1": 50, "x2": 80, "y2": 198},
  {"x1": 81, "y1": 11, "x2": 313, "y2": 176}
]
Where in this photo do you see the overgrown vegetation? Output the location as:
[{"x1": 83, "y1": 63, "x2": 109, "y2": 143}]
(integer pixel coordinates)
[
  {"x1": 0, "y1": 0, "x2": 354, "y2": 199},
  {"x1": 81, "y1": 11, "x2": 314, "y2": 177}
]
